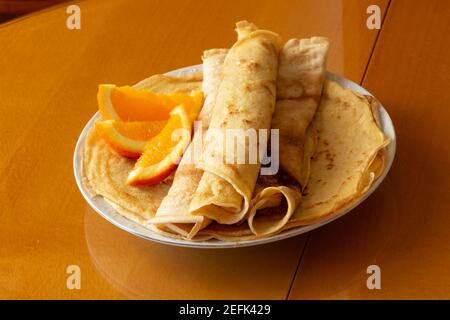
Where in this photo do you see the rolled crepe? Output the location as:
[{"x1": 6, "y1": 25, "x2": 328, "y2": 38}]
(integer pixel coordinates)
[
  {"x1": 274, "y1": 37, "x2": 330, "y2": 188},
  {"x1": 189, "y1": 21, "x2": 281, "y2": 224},
  {"x1": 247, "y1": 172, "x2": 301, "y2": 235},
  {"x1": 144, "y1": 86, "x2": 389, "y2": 243},
  {"x1": 198, "y1": 81, "x2": 388, "y2": 240},
  {"x1": 247, "y1": 37, "x2": 329, "y2": 236},
  {"x1": 145, "y1": 49, "x2": 228, "y2": 239}
]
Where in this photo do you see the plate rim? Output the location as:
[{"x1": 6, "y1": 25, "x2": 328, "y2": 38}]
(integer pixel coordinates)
[{"x1": 73, "y1": 64, "x2": 396, "y2": 249}]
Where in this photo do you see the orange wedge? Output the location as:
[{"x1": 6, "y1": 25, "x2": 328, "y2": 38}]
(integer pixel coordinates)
[
  {"x1": 97, "y1": 84, "x2": 203, "y2": 121},
  {"x1": 95, "y1": 120, "x2": 166, "y2": 158},
  {"x1": 170, "y1": 91, "x2": 203, "y2": 121},
  {"x1": 126, "y1": 105, "x2": 192, "y2": 186}
]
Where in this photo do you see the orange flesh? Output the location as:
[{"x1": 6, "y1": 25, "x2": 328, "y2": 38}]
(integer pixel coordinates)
[
  {"x1": 109, "y1": 86, "x2": 203, "y2": 122},
  {"x1": 112, "y1": 120, "x2": 166, "y2": 140},
  {"x1": 170, "y1": 91, "x2": 203, "y2": 121},
  {"x1": 135, "y1": 112, "x2": 189, "y2": 167},
  {"x1": 110, "y1": 86, "x2": 175, "y2": 121}
]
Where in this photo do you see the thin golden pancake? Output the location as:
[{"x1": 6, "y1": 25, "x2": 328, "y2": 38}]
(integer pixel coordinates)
[
  {"x1": 189, "y1": 21, "x2": 281, "y2": 225},
  {"x1": 285, "y1": 80, "x2": 390, "y2": 227},
  {"x1": 133, "y1": 73, "x2": 202, "y2": 93},
  {"x1": 82, "y1": 128, "x2": 172, "y2": 224},
  {"x1": 247, "y1": 37, "x2": 329, "y2": 237},
  {"x1": 147, "y1": 49, "x2": 229, "y2": 239},
  {"x1": 171, "y1": 81, "x2": 389, "y2": 241}
]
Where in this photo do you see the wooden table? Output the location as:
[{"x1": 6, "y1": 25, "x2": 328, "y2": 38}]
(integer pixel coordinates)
[{"x1": 1, "y1": 0, "x2": 449, "y2": 299}]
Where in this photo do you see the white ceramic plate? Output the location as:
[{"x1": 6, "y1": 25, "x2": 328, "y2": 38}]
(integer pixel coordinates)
[{"x1": 74, "y1": 64, "x2": 396, "y2": 249}]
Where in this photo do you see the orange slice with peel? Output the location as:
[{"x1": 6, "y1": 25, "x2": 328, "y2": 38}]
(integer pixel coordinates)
[
  {"x1": 95, "y1": 120, "x2": 166, "y2": 159},
  {"x1": 98, "y1": 84, "x2": 203, "y2": 121},
  {"x1": 170, "y1": 91, "x2": 203, "y2": 121},
  {"x1": 126, "y1": 105, "x2": 192, "y2": 186}
]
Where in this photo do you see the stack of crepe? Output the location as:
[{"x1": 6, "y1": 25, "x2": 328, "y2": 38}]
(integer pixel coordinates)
[{"x1": 82, "y1": 21, "x2": 390, "y2": 241}]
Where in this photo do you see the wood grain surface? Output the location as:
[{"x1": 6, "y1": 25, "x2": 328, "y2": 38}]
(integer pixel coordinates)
[{"x1": 289, "y1": 0, "x2": 450, "y2": 299}]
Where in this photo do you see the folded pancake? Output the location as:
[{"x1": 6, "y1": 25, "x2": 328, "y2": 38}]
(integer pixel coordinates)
[
  {"x1": 285, "y1": 80, "x2": 390, "y2": 227},
  {"x1": 81, "y1": 74, "x2": 203, "y2": 224},
  {"x1": 189, "y1": 21, "x2": 281, "y2": 225},
  {"x1": 133, "y1": 73, "x2": 203, "y2": 93},
  {"x1": 148, "y1": 172, "x2": 302, "y2": 241},
  {"x1": 146, "y1": 49, "x2": 228, "y2": 239},
  {"x1": 247, "y1": 37, "x2": 329, "y2": 236},
  {"x1": 82, "y1": 129, "x2": 173, "y2": 224},
  {"x1": 182, "y1": 81, "x2": 389, "y2": 241},
  {"x1": 247, "y1": 173, "x2": 301, "y2": 236},
  {"x1": 274, "y1": 37, "x2": 330, "y2": 188}
]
